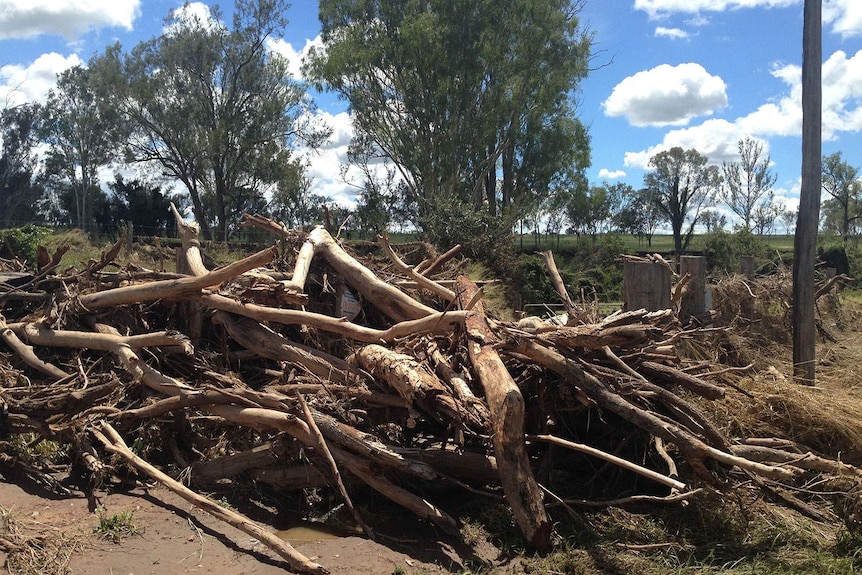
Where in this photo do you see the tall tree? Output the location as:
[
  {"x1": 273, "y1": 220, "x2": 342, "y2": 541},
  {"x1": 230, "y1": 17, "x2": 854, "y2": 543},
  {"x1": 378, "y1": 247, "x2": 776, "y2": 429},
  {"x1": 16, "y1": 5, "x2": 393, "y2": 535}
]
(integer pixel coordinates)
[
  {"x1": 94, "y1": 0, "x2": 328, "y2": 240},
  {"x1": 307, "y1": 0, "x2": 591, "y2": 253},
  {"x1": 0, "y1": 104, "x2": 43, "y2": 227},
  {"x1": 820, "y1": 151, "x2": 861, "y2": 245},
  {"x1": 643, "y1": 147, "x2": 720, "y2": 257},
  {"x1": 41, "y1": 66, "x2": 122, "y2": 230},
  {"x1": 720, "y1": 137, "x2": 777, "y2": 231}
]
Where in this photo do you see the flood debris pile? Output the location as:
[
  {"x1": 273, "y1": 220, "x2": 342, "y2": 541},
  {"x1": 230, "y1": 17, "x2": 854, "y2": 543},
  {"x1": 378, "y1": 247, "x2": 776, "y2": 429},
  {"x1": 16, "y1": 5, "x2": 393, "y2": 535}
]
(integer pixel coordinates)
[{"x1": 1, "y1": 211, "x2": 861, "y2": 574}]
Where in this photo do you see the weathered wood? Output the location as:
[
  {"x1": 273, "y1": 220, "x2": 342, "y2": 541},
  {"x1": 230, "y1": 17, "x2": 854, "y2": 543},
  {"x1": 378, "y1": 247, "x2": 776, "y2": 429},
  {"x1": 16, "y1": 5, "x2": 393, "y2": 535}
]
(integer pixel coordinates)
[
  {"x1": 539, "y1": 250, "x2": 577, "y2": 318},
  {"x1": 0, "y1": 314, "x2": 69, "y2": 380},
  {"x1": 378, "y1": 232, "x2": 455, "y2": 301},
  {"x1": 639, "y1": 361, "x2": 726, "y2": 400},
  {"x1": 201, "y1": 293, "x2": 467, "y2": 343},
  {"x1": 679, "y1": 256, "x2": 708, "y2": 326},
  {"x1": 352, "y1": 344, "x2": 475, "y2": 428},
  {"x1": 623, "y1": 261, "x2": 671, "y2": 312},
  {"x1": 93, "y1": 422, "x2": 328, "y2": 575},
  {"x1": 793, "y1": 0, "x2": 822, "y2": 384},
  {"x1": 455, "y1": 276, "x2": 551, "y2": 548},
  {"x1": 739, "y1": 255, "x2": 756, "y2": 279},
  {"x1": 528, "y1": 434, "x2": 687, "y2": 492},
  {"x1": 76, "y1": 246, "x2": 277, "y2": 310}
]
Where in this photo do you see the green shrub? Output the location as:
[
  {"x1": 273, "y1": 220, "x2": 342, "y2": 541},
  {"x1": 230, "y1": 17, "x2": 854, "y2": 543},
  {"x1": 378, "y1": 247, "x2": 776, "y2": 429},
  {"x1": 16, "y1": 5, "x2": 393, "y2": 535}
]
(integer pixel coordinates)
[
  {"x1": 702, "y1": 228, "x2": 771, "y2": 277},
  {"x1": 0, "y1": 225, "x2": 52, "y2": 264}
]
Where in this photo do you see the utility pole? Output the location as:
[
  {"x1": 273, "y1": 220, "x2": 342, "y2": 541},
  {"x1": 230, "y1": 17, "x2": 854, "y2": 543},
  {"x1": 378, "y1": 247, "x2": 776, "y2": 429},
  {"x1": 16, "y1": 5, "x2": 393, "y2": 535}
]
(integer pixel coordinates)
[{"x1": 793, "y1": 0, "x2": 821, "y2": 384}]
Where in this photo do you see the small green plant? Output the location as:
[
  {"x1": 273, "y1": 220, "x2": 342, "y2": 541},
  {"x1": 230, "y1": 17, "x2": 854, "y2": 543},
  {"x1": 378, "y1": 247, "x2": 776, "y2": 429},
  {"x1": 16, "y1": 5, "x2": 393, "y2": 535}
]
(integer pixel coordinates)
[{"x1": 94, "y1": 509, "x2": 139, "y2": 543}]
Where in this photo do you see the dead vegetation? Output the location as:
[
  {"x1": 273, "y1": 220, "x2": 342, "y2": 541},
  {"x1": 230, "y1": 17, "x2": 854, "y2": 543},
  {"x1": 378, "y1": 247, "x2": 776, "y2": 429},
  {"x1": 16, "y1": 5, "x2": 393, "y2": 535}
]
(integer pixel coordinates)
[{"x1": 2, "y1": 212, "x2": 862, "y2": 574}]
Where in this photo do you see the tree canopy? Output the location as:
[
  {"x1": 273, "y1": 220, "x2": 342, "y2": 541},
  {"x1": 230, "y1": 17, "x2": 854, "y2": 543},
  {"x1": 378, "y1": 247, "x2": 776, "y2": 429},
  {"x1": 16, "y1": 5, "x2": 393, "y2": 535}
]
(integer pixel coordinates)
[
  {"x1": 643, "y1": 147, "x2": 720, "y2": 257},
  {"x1": 720, "y1": 137, "x2": 776, "y2": 231},
  {"x1": 306, "y1": 0, "x2": 592, "y2": 253},
  {"x1": 92, "y1": 0, "x2": 328, "y2": 240}
]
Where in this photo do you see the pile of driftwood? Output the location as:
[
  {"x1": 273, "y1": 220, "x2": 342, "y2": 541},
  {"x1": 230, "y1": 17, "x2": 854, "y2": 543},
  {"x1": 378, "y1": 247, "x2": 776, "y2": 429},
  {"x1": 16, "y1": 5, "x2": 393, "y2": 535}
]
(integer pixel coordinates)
[{"x1": 1, "y1": 211, "x2": 860, "y2": 574}]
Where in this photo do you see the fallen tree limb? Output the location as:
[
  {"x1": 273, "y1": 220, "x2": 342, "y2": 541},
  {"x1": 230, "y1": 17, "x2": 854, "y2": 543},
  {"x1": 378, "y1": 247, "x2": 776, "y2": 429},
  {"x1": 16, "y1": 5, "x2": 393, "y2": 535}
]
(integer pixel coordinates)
[
  {"x1": 527, "y1": 434, "x2": 687, "y2": 492},
  {"x1": 377, "y1": 232, "x2": 455, "y2": 301},
  {"x1": 351, "y1": 344, "x2": 475, "y2": 429},
  {"x1": 455, "y1": 276, "x2": 551, "y2": 549},
  {"x1": 92, "y1": 421, "x2": 328, "y2": 575},
  {"x1": 76, "y1": 246, "x2": 277, "y2": 310},
  {"x1": 0, "y1": 314, "x2": 69, "y2": 380},
  {"x1": 201, "y1": 292, "x2": 467, "y2": 343}
]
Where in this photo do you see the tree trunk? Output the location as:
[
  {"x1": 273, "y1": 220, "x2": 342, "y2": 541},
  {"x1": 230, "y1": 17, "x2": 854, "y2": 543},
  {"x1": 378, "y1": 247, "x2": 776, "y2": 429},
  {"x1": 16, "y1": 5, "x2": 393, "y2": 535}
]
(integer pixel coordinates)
[{"x1": 455, "y1": 276, "x2": 551, "y2": 548}]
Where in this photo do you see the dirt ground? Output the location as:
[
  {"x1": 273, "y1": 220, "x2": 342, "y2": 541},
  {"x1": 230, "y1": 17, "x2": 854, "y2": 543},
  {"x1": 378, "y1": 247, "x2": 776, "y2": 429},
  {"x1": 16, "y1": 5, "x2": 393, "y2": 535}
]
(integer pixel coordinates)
[{"x1": 0, "y1": 476, "x2": 502, "y2": 575}]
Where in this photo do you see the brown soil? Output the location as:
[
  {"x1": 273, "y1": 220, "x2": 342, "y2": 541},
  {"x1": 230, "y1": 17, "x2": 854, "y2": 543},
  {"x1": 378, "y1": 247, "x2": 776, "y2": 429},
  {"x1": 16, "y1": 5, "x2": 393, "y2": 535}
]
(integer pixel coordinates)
[{"x1": 0, "y1": 478, "x2": 501, "y2": 575}]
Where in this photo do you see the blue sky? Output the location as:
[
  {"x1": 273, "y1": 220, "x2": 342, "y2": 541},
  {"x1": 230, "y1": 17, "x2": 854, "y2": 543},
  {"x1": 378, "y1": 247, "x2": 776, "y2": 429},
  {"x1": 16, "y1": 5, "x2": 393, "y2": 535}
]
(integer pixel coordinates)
[{"x1": 1, "y1": 0, "x2": 861, "y2": 220}]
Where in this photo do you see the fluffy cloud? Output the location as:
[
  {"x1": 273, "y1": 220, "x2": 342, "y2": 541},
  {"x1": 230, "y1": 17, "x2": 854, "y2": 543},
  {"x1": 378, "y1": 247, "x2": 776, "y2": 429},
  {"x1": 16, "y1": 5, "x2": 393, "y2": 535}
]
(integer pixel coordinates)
[
  {"x1": 623, "y1": 48, "x2": 862, "y2": 170},
  {"x1": 634, "y1": 0, "x2": 798, "y2": 18},
  {"x1": 0, "y1": 0, "x2": 140, "y2": 40},
  {"x1": 824, "y1": 0, "x2": 862, "y2": 38},
  {"x1": 298, "y1": 110, "x2": 361, "y2": 206},
  {"x1": 602, "y1": 63, "x2": 727, "y2": 127},
  {"x1": 0, "y1": 52, "x2": 82, "y2": 106},
  {"x1": 654, "y1": 27, "x2": 689, "y2": 39},
  {"x1": 267, "y1": 35, "x2": 324, "y2": 81},
  {"x1": 598, "y1": 168, "x2": 626, "y2": 180},
  {"x1": 623, "y1": 118, "x2": 746, "y2": 168}
]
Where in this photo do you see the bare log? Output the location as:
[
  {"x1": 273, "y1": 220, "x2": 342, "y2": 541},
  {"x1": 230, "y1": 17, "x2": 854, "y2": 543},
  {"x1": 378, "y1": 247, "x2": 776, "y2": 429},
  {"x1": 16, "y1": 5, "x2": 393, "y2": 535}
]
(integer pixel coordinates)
[
  {"x1": 201, "y1": 293, "x2": 467, "y2": 343},
  {"x1": 93, "y1": 422, "x2": 328, "y2": 575},
  {"x1": 352, "y1": 344, "x2": 474, "y2": 428},
  {"x1": 415, "y1": 243, "x2": 462, "y2": 277},
  {"x1": 533, "y1": 324, "x2": 660, "y2": 350},
  {"x1": 76, "y1": 246, "x2": 277, "y2": 310},
  {"x1": 539, "y1": 250, "x2": 577, "y2": 317},
  {"x1": 240, "y1": 214, "x2": 437, "y2": 322},
  {"x1": 639, "y1": 361, "x2": 726, "y2": 400},
  {"x1": 0, "y1": 314, "x2": 69, "y2": 379},
  {"x1": 455, "y1": 276, "x2": 551, "y2": 548},
  {"x1": 528, "y1": 434, "x2": 687, "y2": 492},
  {"x1": 219, "y1": 315, "x2": 369, "y2": 385},
  {"x1": 327, "y1": 444, "x2": 459, "y2": 535}
]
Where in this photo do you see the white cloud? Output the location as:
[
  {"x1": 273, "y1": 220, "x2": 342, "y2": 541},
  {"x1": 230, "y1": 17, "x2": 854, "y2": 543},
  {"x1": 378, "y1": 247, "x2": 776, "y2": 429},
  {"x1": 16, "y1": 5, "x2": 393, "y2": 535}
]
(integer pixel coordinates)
[
  {"x1": 623, "y1": 48, "x2": 862, "y2": 170},
  {"x1": 0, "y1": 52, "x2": 82, "y2": 107},
  {"x1": 164, "y1": 2, "x2": 221, "y2": 35},
  {"x1": 655, "y1": 27, "x2": 689, "y2": 39},
  {"x1": 298, "y1": 110, "x2": 360, "y2": 206},
  {"x1": 824, "y1": 0, "x2": 862, "y2": 38},
  {"x1": 602, "y1": 63, "x2": 727, "y2": 127},
  {"x1": 0, "y1": 0, "x2": 140, "y2": 40},
  {"x1": 623, "y1": 118, "x2": 745, "y2": 168},
  {"x1": 598, "y1": 168, "x2": 626, "y2": 180},
  {"x1": 634, "y1": 0, "x2": 798, "y2": 18},
  {"x1": 267, "y1": 35, "x2": 324, "y2": 81}
]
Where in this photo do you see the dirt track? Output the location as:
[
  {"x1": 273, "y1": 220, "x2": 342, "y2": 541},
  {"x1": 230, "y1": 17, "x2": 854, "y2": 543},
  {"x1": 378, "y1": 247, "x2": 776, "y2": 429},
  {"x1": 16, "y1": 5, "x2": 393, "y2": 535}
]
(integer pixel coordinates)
[{"x1": 0, "y1": 477, "x2": 497, "y2": 574}]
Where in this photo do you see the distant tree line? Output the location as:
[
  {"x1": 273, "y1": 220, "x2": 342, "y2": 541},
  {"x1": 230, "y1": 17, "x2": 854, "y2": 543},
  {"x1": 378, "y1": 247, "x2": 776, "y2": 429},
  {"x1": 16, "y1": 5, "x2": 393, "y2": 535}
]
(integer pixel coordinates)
[{"x1": 0, "y1": 0, "x2": 860, "y2": 259}]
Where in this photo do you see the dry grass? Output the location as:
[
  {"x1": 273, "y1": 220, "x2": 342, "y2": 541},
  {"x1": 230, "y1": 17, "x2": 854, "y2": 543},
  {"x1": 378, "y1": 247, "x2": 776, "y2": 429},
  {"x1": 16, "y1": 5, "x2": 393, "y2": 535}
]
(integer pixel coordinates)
[
  {"x1": 0, "y1": 506, "x2": 83, "y2": 575},
  {"x1": 703, "y1": 274, "x2": 862, "y2": 462}
]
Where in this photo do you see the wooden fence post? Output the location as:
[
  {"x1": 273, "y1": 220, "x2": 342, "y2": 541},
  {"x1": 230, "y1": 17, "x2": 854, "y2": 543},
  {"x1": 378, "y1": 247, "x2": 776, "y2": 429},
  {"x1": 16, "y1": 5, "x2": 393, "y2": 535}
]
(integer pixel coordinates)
[
  {"x1": 680, "y1": 256, "x2": 708, "y2": 326},
  {"x1": 623, "y1": 261, "x2": 671, "y2": 311},
  {"x1": 126, "y1": 220, "x2": 134, "y2": 253}
]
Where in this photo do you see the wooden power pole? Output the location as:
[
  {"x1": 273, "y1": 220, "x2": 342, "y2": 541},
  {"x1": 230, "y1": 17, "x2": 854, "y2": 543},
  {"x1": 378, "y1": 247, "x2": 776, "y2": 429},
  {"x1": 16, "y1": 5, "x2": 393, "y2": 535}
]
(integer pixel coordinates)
[{"x1": 793, "y1": 0, "x2": 822, "y2": 384}]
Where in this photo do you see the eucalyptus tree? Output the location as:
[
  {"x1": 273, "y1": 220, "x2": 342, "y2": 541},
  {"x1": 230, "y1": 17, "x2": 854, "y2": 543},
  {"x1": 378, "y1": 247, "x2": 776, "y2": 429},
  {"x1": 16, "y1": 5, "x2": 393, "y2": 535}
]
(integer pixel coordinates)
[
  {"x1": 0, "y1": 103, "x2": 43, "y2": 227},
  {"x1": 94, "y1": 0, "x2": 329, "y2": 240},
  {"x1": 720, "y1": 137, "x2": 776, "y2": 231},
  {"x1": 306, "y1": 0, "x2": 592, "y2": 253},
  {"x1": 41, "y1": 66, "x2": 123, "y2": 230},
  {"x1": 643, "y1": 147, "x2": 720, "y2": 257},
  {"x1": 821, "y1": 151, "x2": 861, "y2": 245}
]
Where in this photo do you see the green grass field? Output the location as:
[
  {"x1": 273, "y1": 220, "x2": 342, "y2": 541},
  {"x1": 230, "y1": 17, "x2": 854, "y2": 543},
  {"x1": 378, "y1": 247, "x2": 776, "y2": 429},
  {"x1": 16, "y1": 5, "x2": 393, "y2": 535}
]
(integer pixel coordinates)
[{"x1": 513, "y1": 233, "x2": 797, "y2": 253}]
